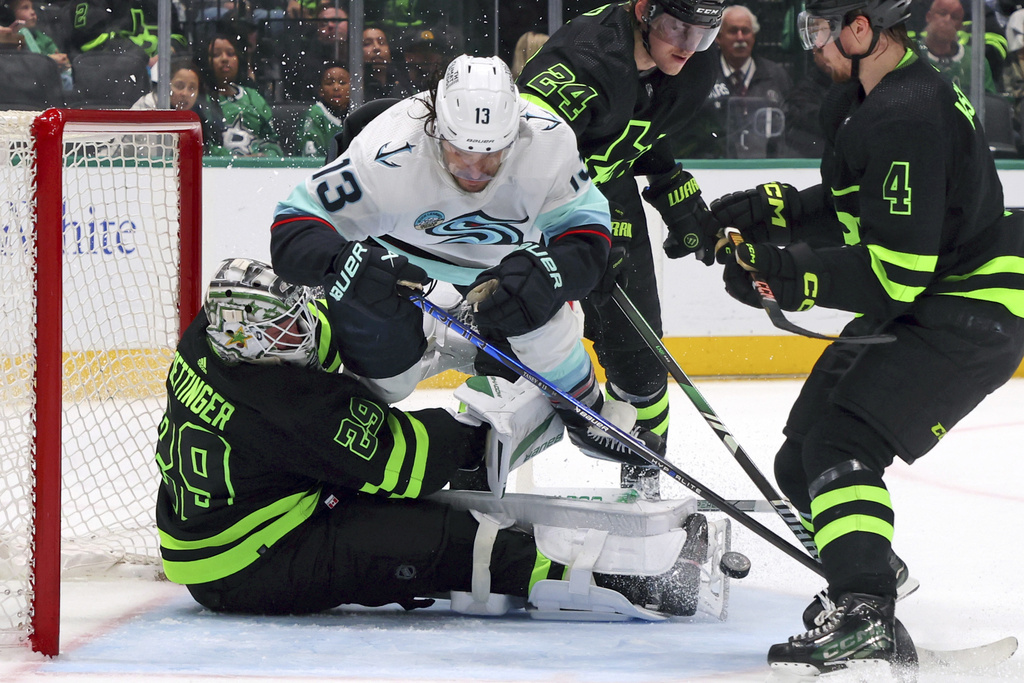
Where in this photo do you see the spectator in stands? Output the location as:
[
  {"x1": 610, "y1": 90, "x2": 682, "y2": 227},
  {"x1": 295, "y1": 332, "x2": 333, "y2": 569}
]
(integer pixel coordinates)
[
  {"x1": 199, "y1": 32, "x2": 283, "y2": 156},
  {"x1": 674, "y1": 5, "x2": 791, "y2": 158},
  {"x1": 286, "y1": 0, "x2": 319, "y2": 19},
  {"x1": 4, "y1": 0, "x2": 71, "y2": 86},
  {"x1": 0, "y1": 7, "x2": 24, "y2": 50},
  {"x1": 65, "y1": 1, "x2": 188, "y2": 62},
  {"x1": 363, "y1": 24, "x2": 402, "y2": 100},
  {"x1": 920, "y1": 0, "x2": 998, "y2": 93},
  {"x1": 390, "y1": 28, "x2": 445, "y2": 98},
  {"x1": 132, "y1": 55, "x2": 202, "y2": 111},
  {"x1": 1004, "y1": 8, "x2": 1024, "y2": 119},
  {"x1": 278, "y1": 3, "x2": 348, "y2": 102},
  {"x1": 299, "y1": 61, "x2": 350, "y2": 157},
  {"x1": 510, "y1": 29, "x2": 547, "y2": 80}
]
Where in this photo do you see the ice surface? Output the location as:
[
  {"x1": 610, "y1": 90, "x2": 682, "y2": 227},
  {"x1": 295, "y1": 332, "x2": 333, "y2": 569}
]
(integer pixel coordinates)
[{"x1": 2, "y1": 378, "x2": 1022, "y2": 682}]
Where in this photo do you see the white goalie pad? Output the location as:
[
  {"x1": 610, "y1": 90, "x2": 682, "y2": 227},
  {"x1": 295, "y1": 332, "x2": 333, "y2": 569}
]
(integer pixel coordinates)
[
  {"x1": 453, "y1": 377, "x2": 564, "y2": 497},
  {"x1": 430, "y1": 489, "x2": 699, "y2": 537},
  {"x1": 431, "y1": 490, "x2": 735, "y2": 621},
  {"x1": 527, "y1": 580, "x2": 666, "y2": 622},
  {"x1": 532, "y1": 525, "x2": 686, "y2": 576}
]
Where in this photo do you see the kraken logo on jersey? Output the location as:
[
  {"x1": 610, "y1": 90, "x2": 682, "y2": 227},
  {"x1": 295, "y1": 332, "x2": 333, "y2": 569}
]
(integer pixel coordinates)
[
  {"x1": 523, "y1": 111, "x2": 563, "y2": 131},
  {"x1": 375, "y1": 142, "x2": 415, "y2": 167},
  {"x1": 423, "y1": 210, "x2": 529, "y2": 244}
]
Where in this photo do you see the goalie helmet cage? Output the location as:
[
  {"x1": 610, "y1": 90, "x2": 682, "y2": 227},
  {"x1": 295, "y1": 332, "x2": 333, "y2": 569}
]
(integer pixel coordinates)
[{"x1": 0, "y1": 109, "x2": 202, "y2": 657}]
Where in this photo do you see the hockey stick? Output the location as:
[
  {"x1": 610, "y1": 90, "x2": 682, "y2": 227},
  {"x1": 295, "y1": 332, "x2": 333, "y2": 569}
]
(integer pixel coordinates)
[
  {"x1": 410, "y1": 293, "x2": 825, "y2": 577},
  {"x1": 610, "y1": 284, "x2": 820, "y2": 560},
  {"x1": 724, "y1": 228, "x2": 896, "y2": 345}
]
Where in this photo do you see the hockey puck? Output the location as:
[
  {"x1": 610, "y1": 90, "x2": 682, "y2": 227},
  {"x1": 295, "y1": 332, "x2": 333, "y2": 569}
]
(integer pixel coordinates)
[{"x1": 720, "y1": 551, "x2": 751, "y2": 579}]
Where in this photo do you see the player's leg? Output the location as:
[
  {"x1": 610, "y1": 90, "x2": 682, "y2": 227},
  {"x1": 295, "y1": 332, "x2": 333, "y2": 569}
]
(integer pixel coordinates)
[
  {"x1": 769, "y1": 299, "x2": 1024, "y2": 675},
  {"x1": 506, "y1": 303, "x2": 664, "y2": 468},
  {"x1": 582, "y1": 179, "x2": 668, "y2": 496}
]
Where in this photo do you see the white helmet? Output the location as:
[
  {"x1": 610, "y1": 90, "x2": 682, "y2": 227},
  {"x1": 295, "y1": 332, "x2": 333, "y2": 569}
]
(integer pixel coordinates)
[
  {"x1": 204, "y1": 258, "x2": 318, "y2": 367},
  {"x1": 434, "y1": 55, "x2": 522, "y2": 152}
]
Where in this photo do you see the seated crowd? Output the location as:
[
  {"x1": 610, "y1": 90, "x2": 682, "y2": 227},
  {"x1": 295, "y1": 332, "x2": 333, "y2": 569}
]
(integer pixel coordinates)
[{"x1": 3, "y1": 0, "x2": 1024, "y2": 159}]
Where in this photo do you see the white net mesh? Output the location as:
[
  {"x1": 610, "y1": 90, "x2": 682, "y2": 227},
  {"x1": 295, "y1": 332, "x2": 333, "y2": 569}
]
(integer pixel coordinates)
[{"x1": 0, "y1": 112, "x2": 189, "y2": 647}]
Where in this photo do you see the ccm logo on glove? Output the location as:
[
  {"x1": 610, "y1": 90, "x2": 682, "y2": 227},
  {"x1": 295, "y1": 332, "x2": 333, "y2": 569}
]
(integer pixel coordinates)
[{"x1": 762, "y1": 182, "x2": 790, "y2": 228}]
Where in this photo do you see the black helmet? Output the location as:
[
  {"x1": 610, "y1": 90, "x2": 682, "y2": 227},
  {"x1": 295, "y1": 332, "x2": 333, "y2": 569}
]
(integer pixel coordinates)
[
  {"x1": 805, "y1": 0, "x2": 911, "y2": 31},
  {"x1": 798, "y1": 0, "x2": 911, "y2": 50},
  {"x1": 650, "y1": 0, "x2": 726, "y2": 29},
  {"x1": 641, "y1": 0, "x2": 725, "y2": 52}
]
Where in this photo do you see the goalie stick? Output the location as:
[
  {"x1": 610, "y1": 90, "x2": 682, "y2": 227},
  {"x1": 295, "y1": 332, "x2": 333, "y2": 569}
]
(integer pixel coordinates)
[
  {"x1": 409, "y1": 293, "x2": 825, "y2": 578},
  {"x1": 724, "y1": 228, "x2": 896, "y2": 345},
  {"x1": 610, "y1": 284, "x2": 819, "y2": 559}
]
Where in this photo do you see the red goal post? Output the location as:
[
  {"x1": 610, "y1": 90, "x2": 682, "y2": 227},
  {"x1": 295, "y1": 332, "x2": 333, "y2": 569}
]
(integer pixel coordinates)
[{"x1": 0, "y1": 109, "x2": 202, "y2": 656}]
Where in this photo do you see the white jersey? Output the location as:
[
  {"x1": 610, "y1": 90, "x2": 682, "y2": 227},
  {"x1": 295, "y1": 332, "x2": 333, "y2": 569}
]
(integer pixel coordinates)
[{"x1": 275, "y1": 95, "x2": 611, "y2": 286}]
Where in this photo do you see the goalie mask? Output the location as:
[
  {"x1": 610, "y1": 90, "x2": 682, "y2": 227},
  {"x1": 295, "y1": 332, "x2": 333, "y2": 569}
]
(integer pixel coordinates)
[{"x1": 204, "y1": 258, "x2": 318, "y2": 367}]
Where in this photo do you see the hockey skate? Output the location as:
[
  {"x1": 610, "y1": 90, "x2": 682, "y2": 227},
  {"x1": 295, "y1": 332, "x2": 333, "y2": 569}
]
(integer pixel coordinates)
[
  {"x1": 769, "y1": 592, "x2": 917, "y2": 678},
  {"x1": 609, "y1": 384, "x2": 668, "y2": 500},
  {"x1": 801, "y1": 551, "x2": 920, "y2": 630},
  {"x1": 560, "y1": 398, "x2": 666, "y2": 465}
]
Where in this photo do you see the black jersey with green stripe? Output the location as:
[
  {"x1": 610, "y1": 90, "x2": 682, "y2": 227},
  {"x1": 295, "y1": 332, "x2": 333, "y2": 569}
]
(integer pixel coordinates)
[
  {"x1": 154, "y1": 310, "x2": 480, "y2": 584},
  {"x1": 516, "y1": 2, "x2": 716, "y2": 184},
  {"x1": 813, "y1": 51, "x2": 1024, "y2": 320}
]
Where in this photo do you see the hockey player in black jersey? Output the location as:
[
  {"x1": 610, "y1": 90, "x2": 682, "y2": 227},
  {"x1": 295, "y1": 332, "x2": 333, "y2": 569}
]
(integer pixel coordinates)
[
  {"x1": 517, "y1": 0, "x2": 725, "y2": 497},
  {"x1": 155, "y1": 257, "x2": 727, "y2": 619},
  {"x1": 708, "y1": 0, "x2": 1024, "y2": 675}
]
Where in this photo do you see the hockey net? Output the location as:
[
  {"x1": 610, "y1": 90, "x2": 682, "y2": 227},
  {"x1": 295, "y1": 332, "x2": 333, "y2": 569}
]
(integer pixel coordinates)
[{"x1": 0, "y1": 109, "x2": 202, "y2": 656}]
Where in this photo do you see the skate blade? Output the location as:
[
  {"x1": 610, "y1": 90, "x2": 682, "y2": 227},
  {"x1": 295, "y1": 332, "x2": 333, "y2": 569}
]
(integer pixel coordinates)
[{"x1": 768, "y1": 658, "x2": 896, "y2": 681}]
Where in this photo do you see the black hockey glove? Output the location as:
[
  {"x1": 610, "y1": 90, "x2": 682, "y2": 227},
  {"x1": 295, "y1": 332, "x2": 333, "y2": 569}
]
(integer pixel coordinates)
[
  {"x1": 710, "y1": 183, "x2": 802, "y2": 260},
  {"x1": 323, "y1": 241, "x2": 429, "y2": 321},
  {"x1": 724, "y1": 241, "x2": 826, "y2": 312},
  {"x1": 593, "y1": 203, "x2": 633, "y2": 300},
  {"x1": 469, "y1": 242, "x2": 565, "y2": 337},
  {"x1": 643, "y1": 164, "x2": 718, "y2": 265}
]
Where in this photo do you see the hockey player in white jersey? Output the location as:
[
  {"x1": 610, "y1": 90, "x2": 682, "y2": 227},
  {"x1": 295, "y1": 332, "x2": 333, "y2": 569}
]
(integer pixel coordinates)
[{"x1": 270, "y1": 54, "x2": 665, "y2": 470}]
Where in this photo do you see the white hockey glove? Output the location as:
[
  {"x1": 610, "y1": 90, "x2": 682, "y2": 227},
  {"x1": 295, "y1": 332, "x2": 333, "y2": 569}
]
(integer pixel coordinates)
[{"x1": 454, "y1": 376, "x2": 564, "y2": 497}]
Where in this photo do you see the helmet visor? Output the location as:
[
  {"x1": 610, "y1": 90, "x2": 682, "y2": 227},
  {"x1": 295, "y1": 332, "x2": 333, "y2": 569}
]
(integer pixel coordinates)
[
  {"x1": 441, "y1": 140, "x2": 511, "y2": 182},
  {"x1": 649, "y1": 13, "x2": 721, "y2": 52},
  {"x1": 797, "y1": 11, "x2": 845, "y2": 50}
]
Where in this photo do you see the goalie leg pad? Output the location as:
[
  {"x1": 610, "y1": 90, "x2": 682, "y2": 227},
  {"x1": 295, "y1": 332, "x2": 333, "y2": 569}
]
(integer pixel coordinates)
[
  {"x1": 527, "y1": 527, "x2": 667, "y2": 622},
  {"x1": 533, "y1": 524, "x2": 686, "y2": 576},
  {"x1": 449, "y1": 511, "x2": 517, "y2": 616}
]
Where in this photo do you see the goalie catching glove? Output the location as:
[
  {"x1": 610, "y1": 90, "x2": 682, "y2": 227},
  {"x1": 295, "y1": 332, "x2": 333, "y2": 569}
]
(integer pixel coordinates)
[
  {"x1": 725, "y1": 240, "x2": 828, "y2": 312},
  {"x1": 643, "y1": 164, "x2": 718, "y2": 265},
  {"x1": 324, "y1": 241, "x2": 429, "y2": 320}
]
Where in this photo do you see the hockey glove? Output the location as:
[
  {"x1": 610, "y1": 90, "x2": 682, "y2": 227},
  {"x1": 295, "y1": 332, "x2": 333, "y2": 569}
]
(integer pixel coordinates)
[
  {"x1": 709, "y1": 182, "x2": 802, "y2": 256},
  {"x1": 725, "y1": 241, "x2": 826, "y2": 312},
  {"x1": 469, "y1": 242, "x2": 565, "y2": 338},
  {"x1": 324, "y1": 241, "x2": 429, "y2": 321},
  {"x1": 643, "y1": 164, "x2": 718, "y2": 265},
  {"x1": 593, "y1": 203, "x2": 633, "y2": 300}
]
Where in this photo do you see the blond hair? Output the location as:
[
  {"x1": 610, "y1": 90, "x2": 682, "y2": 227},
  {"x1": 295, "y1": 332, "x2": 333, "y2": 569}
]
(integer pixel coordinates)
[{"x1": 511, "y1": 31, "x2": 549, "y2": 79}]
